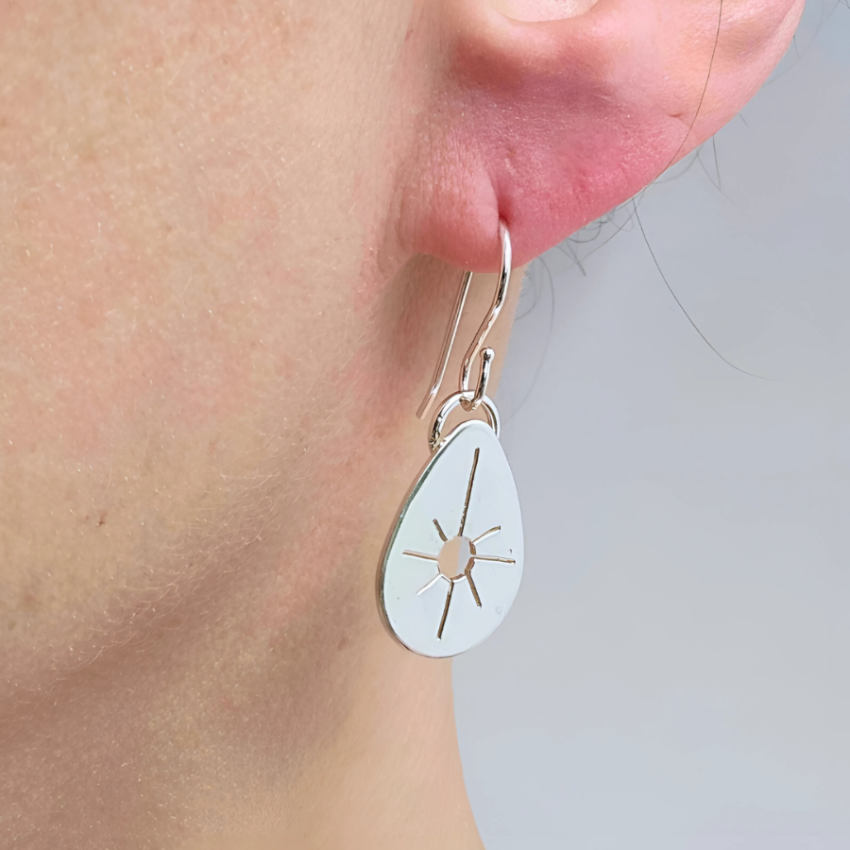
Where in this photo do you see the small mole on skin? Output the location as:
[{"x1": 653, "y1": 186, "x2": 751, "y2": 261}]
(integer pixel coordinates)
[{"x1": 19, "y1": 592, "x2": 41, "y2": 613}]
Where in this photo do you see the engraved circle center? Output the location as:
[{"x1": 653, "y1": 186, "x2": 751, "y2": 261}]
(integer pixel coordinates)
[{"x1": 437, "y1": 536, "x2": 476, "y2": 581}]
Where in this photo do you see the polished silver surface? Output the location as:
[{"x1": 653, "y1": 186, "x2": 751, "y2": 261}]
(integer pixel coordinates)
[
  {"x1": 379, "y1": 419, "x2": 524, "y2": 658},
  {"x1": 417, "y1": 223, "x2": 513, "y2": 420}
]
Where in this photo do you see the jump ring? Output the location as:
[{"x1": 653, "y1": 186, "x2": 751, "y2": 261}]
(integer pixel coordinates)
[{"x1": 429, "y1": 392, "x2": 500, "y2": 451}]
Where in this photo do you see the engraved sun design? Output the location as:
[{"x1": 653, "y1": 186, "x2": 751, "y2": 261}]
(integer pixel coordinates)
[{"x1": 403, "y1": 448, "x2": 517, "y2": 640}]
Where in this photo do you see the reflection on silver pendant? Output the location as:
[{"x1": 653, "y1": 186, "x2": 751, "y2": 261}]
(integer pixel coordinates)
[
  {"x1": 402, "y1": 447, "x2": 517, "y2": 640},
  {"x1": 378, "y1": 420, "x2": 524, "y2": 659}
]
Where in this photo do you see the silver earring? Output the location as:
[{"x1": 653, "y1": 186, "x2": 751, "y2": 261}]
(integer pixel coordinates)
[{"x1": 377, "y1": 223, "x2": 524, "y2": 658}]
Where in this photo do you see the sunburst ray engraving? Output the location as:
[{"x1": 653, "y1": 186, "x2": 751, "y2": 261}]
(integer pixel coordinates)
[{"x1": 403, "y1": 447, "x2": 516, "y2": 639}]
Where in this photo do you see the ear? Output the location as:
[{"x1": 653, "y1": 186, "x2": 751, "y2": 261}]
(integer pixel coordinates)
[{"x1": 396, "y1": 0, "x2": 804, "y2": 270}]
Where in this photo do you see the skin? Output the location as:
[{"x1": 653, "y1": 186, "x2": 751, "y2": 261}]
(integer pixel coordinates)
[{"x1": 0, "y1": 0, "x2": 804, "y2": 847}]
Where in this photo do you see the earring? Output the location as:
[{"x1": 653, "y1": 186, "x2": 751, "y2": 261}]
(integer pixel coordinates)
[{"x1": 377, "y1": 223, "x2": 524, "y2": 658}]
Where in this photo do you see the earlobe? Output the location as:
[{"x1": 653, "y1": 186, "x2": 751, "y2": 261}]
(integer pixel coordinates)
[
  {"x1": 396, "y1": 0, "x2": 804, "y2": 271},
  {"x1": 398, "y1": 0, "x2": 684, "y2": 271}
]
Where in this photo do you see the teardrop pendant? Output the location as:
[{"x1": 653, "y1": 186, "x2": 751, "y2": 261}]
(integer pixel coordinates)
[{"x1": 378, "y1": 419, "x2": 524, "y2": 658}]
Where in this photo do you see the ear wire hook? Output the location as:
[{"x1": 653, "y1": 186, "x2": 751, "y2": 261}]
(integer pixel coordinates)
[{"x1": 416, "y1": 222, "x2": 513, "y2": 420}]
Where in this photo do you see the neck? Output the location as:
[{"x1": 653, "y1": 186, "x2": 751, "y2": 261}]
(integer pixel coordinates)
[
  {"x1": 271, "y1": 641, "x2": 483, "y2": 849},
  {"x1": 177, "y1": 631, "x2": 484, "y2": 848}
]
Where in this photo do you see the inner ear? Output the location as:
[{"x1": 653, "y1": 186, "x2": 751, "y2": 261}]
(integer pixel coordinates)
[{"x1": 491, "y1": 0, "x2": 601, "y2": 22}]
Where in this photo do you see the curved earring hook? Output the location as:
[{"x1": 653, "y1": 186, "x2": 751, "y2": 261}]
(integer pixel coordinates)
[{"x1": 416, "y1": 222, "x2": 513, "y2": 420}]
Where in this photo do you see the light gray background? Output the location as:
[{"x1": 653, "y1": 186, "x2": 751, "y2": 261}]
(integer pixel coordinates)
[{"x1": 455, "y1": 5, "x2": 850, "y2": 848}]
